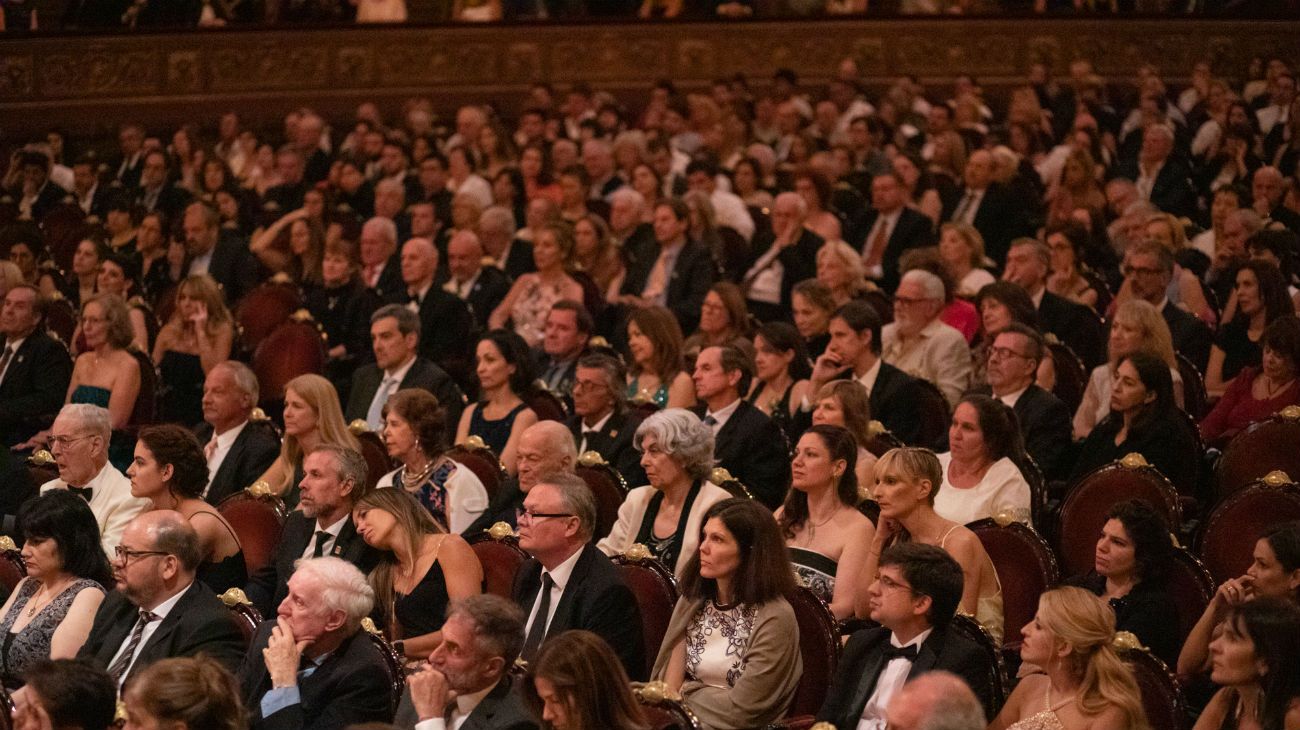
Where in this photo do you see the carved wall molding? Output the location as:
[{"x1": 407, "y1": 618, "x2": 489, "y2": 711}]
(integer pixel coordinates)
[{"x1": 0, "y1": 18, "x2": 1295, "y2": 135}]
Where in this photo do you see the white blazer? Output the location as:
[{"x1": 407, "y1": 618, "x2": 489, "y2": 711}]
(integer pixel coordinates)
[
  {"x1": 41, "y1": 462, "x2": 151, "y2": 559},
  {"x1": 597, "y1": 481, "x2": 732, "y2": 577}
]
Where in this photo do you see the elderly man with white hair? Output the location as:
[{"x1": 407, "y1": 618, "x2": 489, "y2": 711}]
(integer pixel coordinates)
[
  {"x1": 238, "y1": 557, "x2": 394, "y2": 730},
  {"x1": 359, "y1": 216, "x2": 403, "y2": 298},
  {"x1": 481, "y1": 205, "x2": 535, "y2": 282},
  {"x1": 464, "y1": 420, "x2": 577, "y2": 537},
  {"x1": 887, "y1": 672, "x2": 987, "y2": 730},
  {"x1": 40, "y1": 404, "x2": 150, "y2": 558},
  {"x1": 742, "y1": 190, "x2": 823, "y2": 322},
  {"x1": 880, "y1": 269, "x2": 972, "y2": 407}
]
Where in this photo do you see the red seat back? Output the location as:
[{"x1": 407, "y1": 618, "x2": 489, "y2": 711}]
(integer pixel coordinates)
[
  {"x1": 467, "y1": 526, "x2": 528, "y2": 598},
  {"x1": 234, "y1": 280, "x2": 303, "y2": 354},
  {"x1": 968, "y1": 518, "x2": 1058, "y2": 648},
  {"x1": 128, "y1": 348, "x2": 158, "y2": 427},
  {"x1": 1046, "y1": 339, "x2": 1087, "y2": 415},
  {"x1": 1166, "y1": 547, "x2": 1215, "y2": 648},
  {"x1": 44, "y1": 297, "x2": 76, "y2": 347},
  {"x1": 1176, "y1": 354, "x2": 1208, "y2": 420},
  {"x1": 635, "y1": 687, "x2": 702, "y2": 730},
  {"x1": 613, "y1": 548, "x2": 679, "y2": 680},
  {"x1": 784, "y1": 586, "x2": 841, "y2": 718},
  {"x1": 1117, "y1": 638, "x2": 1190, "y2": 730},
  {"x1": 1056, "y1": 456, "x2": 1181, "y2": 578},
  {"x1": 349, "y1": 426, "x2": 393, "y2": 493},
  {"x1": 575, "y1": 452, "x2": 629, "y2": 540},
  {"x1": 447, "y1": 440, "x2": 507, "y2": 501},
  {"x1": 526, "y1": 386, "x2": 568, "y2": 423},
  {"x1": 251, "y1": 317, "x2": 326, "y2": 406},
  {"x1": 1215, "y1": 408, "x2": 1300, "y2": 501},
  {"x1": 946, "y1": 613, "x2": 1007, "y2": 717},
  {"x1": 1196, "y1": 477, "x2": 1300, "y2": 585},
  {"x1": 216, "y1": 487, "x2": 288, "y2": 575}
]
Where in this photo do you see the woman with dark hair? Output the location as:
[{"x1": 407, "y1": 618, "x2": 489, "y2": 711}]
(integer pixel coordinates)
[
  {"x1": 792, "y1": 168, "x2": 842, "y2": 243},
  {"x1": 684, "y1": 282, "x2": 753, "y2": 364},
  {"x1": 935, "y1": 395, "x2": 1033, "y2": 526},
  {"x1": 520, "y1": 144, "x2": 561, "y2": 204},
  {"x1": 791, "y1": 279, "x2": 835, "y2": 360},
  {"x1": 122, "y1": 656, "x2": 247, "y2": 730},
  {"x1": 62, "y1": 238, "x2": 105, "y2": 311},
  {"x1": 1202, "y1": 316, "x2": 1300, "y2": 444},
  {"x1": 572, "y1": 213, "x2": 624, "y2": 300},
  {"x1": 1208, "y1": 261, "x2": 1297, "y2": 397},
  {"x1": 378, "y1": 389, "x2": 487, "y2": 534},
  {"x1": 456, "y1": 329, "x2": 539, "y2": 474},
  {"x1": 491, "y1": 167, "x2": 528, "y2": 229},
  {"x1": 625, "y1": 305, "x2": 695, "y2": 409},
  {"x1": 811, "y1": 380, "x2": 878, "y2": 490},
  {"x1": 127, "y1": 424, "x2": 245, "y2": 593},
  {"x1": 1179, "y1": 522, "x2": 1300, "y2": 677},
  {"x1": 248, "y1": 208, "x2": 326, "y2": 287},
  {"x1": 973, "y1": 281, "x2": 1055, "y2": 390},
  {"x1": 1069, "y1": 499, "x2": 1179, "y2": 664},
  {"x1": 1071, "y1": 352, "x2": 1200, "y2": 494},
  {"x1": 0, "y1": 492, "x2": 110, "y2": 689},
  {"x1": 730, "y1": 157, "x2": 773, "y2": 209},
  {"x1": 152, "y1": 274, "x2": 235, "y2": 429},
  {"x1": 892, "y1": 151, "x2": 944, "y2": 226},
  {"x1": 305, "y1": 237, "x2": 375, "y2": 389},
  {"x1": 1193, "y1": 598, "x2": 1300, "y2": 730},
  {"x1": 652, "y1": 498, "x2": 803, "y2": 730},
  {"x1": 778, "y1": 425, "x2": 875, "y2": 618},
  {"x1": 747, "y1": 321, "x2": 812, "y2": 425},
  {"x1": 526, "y1": 630, "x2": 649, "y2": 730},
  {"x1": 354, "y1": 488, "x2": 482, "y2": 661},
  {"x1": 1046, "y1": 221, "x2": 1104, "y2": 311}
]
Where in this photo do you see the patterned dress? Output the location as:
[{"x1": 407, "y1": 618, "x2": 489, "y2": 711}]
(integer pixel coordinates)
[
  {"x1": 684, "y1": 601, "x2": 759, "y2": 689},
  {"x1": 789, "y1": 547, "x2": 837, "y2": 604},
  {"x1": 0, "y1": 578, "x2": 104, "y2": 689}
]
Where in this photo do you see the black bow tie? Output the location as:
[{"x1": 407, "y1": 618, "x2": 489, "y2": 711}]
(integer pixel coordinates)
[
  {"x1": 407, "y1": 293, "x2": 421, "y2": 305},
  {"x1": 883, "y1": 644, "x2": 918, "y2": 661},
  {"x1": 69, "y1": 486, "x2": 93, "y2": 502}
]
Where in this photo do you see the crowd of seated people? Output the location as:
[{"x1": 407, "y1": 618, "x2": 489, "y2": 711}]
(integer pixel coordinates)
[{"x1": 1, "y1": 49, "x2": 1300, "y2": 730}]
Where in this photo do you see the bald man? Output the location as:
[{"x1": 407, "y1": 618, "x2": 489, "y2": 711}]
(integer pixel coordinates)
[
  {"x1": 388, "y1": 237, "x2": 476, "y2": 392},
  {"x1": 742, "y1": 191, "x2": 823, "y2": 322},
  {"x1": 887, "y1": 672, "x2": 986, "y2": 730},
  {"x1": 443, "y1": 229, "x2": 511, "y2": 327},
  {"x1": 463, "y1": 420, "x2": 577, "y2": 537}
]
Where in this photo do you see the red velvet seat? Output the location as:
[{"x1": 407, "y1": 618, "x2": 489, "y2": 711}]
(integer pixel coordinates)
[
  {"x1": 634, "y1": 683, "x2": 702, "y2": 730},
  {"x1": 1195, "y1": 474, "x2": 1300, "y2": 585},
  {"x1": 1176, "y1": 353, "x2": 1208, "y2": 421},
  {"x1": 1214, "y1": 407, "x2": 1300, "y2": 501},
  {"x1": 234, "y1": 278, "x2": 303, "y2": 354},
  {"x1": 784, "y1": 585, "x2": 841, "y2": 719},
  {"x1": 1055, "y1": 454, "x2": 1182, "y2": 578},
  {"x1": 947, "y1": 613, "x2": 1008, "y2": 717},
  {"x1": 467, "y1": 523, "x2": 528, "y2": 598},
  {"x1": 968, "y1": 517, "x2": 1058, "y2": 650},
  {"x1": 128, "y1": 348, "x2": 158, "y2": 428},
  {"x1": 526, "y1": 385, "x2": 568, "y2": 423},
  {"x1": 43, "y1": 296, "x2": 76, "y2": 346},
  {"x1": 1046, "y1": 338, "x2": 1086, "y2": 415},
  {"x1": 218, "y1": 587, "x2": 263, "y2": 648},
  {"x1": 447, "y1": 437, "x2": 508, "y2": 502},
  {"x1": 612, "y1": 545, "x2": 679, "y2": 680},
  {"x1": 1115, "y1": 634, "x2": 1190, "y2": 730},
  {"x1": 217, "y1": 484, "x2": 288, "y2": 576},
  {"x1": 251, "y1": 314, "x2": 326, "y2": 406},
  {"x1": 1166, "y1": 545, "x2": 1215, "y2": 648},
  {"x1": 575, "y1": 450, "x2": 629, "y2": 540},
  {"x1": 909, "y1": 379, "x2": 951, "y2": 449},
  {"x1": 347, "y1": 422, "x2": 393, "y2": 493},
  {"x1": 0, "y1": 537, "x2": 26, "y2": 595},
  {"x1": 360, "y1": 617, "x2": 406, "y2": 711}
]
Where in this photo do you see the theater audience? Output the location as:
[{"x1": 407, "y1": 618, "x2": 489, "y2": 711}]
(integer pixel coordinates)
[
  {"x1": 0, "y1": 491, "x2": 110, "y2": 690},
  {"x1": 1192, "y1": 598, "x2": 1300, "y2": 730},
  {"x1": 245, "y1": 445, "x2": 380, "y2": 619},
  {"x1": 377, "y1": 388, "x2": 486, "y2": 534},
  {"x1": 1003, "y1": 238, "x2": 1106, "y2": 370},
  {"x1": 1071, "y1": 352, "x2": 1200, "y2": 494},
  {"x1": 743, "y1": 192, "x2": 822, "y2": 323},
  {"x1": 196, "y1": 361, "x2": 280, "y2": 505},
  {"x1": 354, "y1": 488, "x2": 482, "y2": 661},
  {"x1": 1068, "y1": 499, "x2": 1180, "y2": 665},
  {"x1": 237, "y1": 557, "x2": 394, "y2": 730},
  {"x1": 457, "y1": 329, "x2": 540, "y2": 474},
  {"x1": 389, "y1": 236, "x2": 476, "y2": 388},
  {"x1": 618, "y1": 199, "x2": 715, "y2": 335},
  {"x1": 811, "y1": 379, "x2": 880, "y2": 491},
  {"x1": 855, "y1": 447, "x2": 1004, "y2": 643},
  {"x1": 0, "y1": 284, "x2": 73, "y2": 448},
  {"x1": 791, "y1": 279, "x2": 835, "y2": 360},
  {"x1": 683, "y1": 283, "x2": 753, "y2": 364},
  {"x1": 513, "y1": 474, "x2": 646, "y2": 679},
  {"x1": 567, "y1": 353, "x2": 646, "y2": 489},
  {"x1": 257, "y1": 373, "x2": 363, "y2": 508},
  {"x1": 1207, "y1": 260, "x2": 1296, "y2": 398},
  {"x1": 652, "y1": 498, "x2": 802, "y2": 730},
  {"x1": 935, "y1": 395, "x2": 1032, "y2": 525},
  {"x1": 1044, "y1": 221, "x2": 1103, "y2": 310},
  {"x1": 1075, "y1": 299, "x2": 1186, "y2": 439},
  {"x1": 1201, "y1": 315, "x2": 1300, "y2": 444},
  {"x1": 1117, "y1": 240, "x2": 1213, "y2": 372},
  {"x1": 625, "y1": 305, "x2": 695, "y2": 409},
  {"x1": 881, "y1": 269, "x2": 971, "y2": 407},
  {"x1": 977, "y1": 324, "x2": 1072, "y2": 481},
  {"x1": 127, "y1": 425, "x2": 246, "y2": 593},
  {"x1": 526, "y1": 630, "x2": 646, "y2": 730},
  {"x1": 779, "y1": 425, "x2": 875, "y2": 618},
  {"x1": 989, "y1": 587, "x2": 1148, "y2": 730},
  {"x1": 598, "y1": 409, "x2": 730, "y2": 576},
  {"x1": 818, "y1": 543, "x2": 997, "y2": 728},
  {"x1": 39, "y1": 404, "x2": 151, "y2": 558},
  {"x1": 79, "y1": 510, "x2": 245, "y2": 685},
  {"x1": 938, "y1": 222, "x2": 996, "y2": 298},
  {"x1": 402, "y1": 595, "x2": 536, "y2": 730},
  {"x1": 443, "y1": 229, "x2": 512, "y2": 327},
  {"x1": 123, "y1": 656, "x2": 246, "y2": 730},
  {"x1": 488, "y1": 224, "x2": 584, "y2": 348},
  {"x1": 10, "y1": 659, "x2": 116, "y2": 730}
]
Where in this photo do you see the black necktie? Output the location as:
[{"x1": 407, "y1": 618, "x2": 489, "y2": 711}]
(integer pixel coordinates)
[
  {"x1": 883, "y1": 643, "x2": 918, "y2": 661},
  {"x1": 521, "y1": 573, "x2": 554, "y2": 661},
  {"x1": 702, "y1": 415, "x2": 718, "y2": 427},
  {"x1": 312, "y1": 531, "x2": 330, "y2": 558},
  {"x1": 408, "y1": 292, "x2": 421, "y2": 305},
  {"x1": 0, "y1": 345, "x2": 14, "y2": 382},
  {"x1": 69, "y1": 486, "x2": 93, "y2": 502},
  {"x1": 107, "y1": 609, "x2": 158, "y2": 683}
]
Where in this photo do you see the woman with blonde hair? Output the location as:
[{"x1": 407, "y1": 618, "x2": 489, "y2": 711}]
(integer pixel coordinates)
[
  {"x1": 1046, "y1": 147, "x2": 1107, "y2": 226},
  {"x1": 256, "y1": 373, "x2": 361, "y2": 507},
  {"x1": 938, "y1": 222, "x2": 995, "y2": 298},
  {"x1": 816, "y1": 241, "x2": 871, "y2": 307},
  {"x1": 526, "y1": 630, "x2": 649, "y2": 730},
  {"x1": 989, "y1": 587, "x2": 1149, "y2": 730},
  {"x1": 854, "y1": 447, "x2": 1005, "y2": 643},
  {"x1": 1074, "y1": 299, "x2": 1185, "y2": 439},
  {"x1": 122, "y1": 656, "x2": 246, "y2": 730},
  {"x1": 153, "y1": 274, "x2": 234, "y2": 428},
  {"x1": 811, "y1": 380, "x2": 878, "y2": 491},
  {"x1": 353, "y1": 488, "x2": 482, "y2": 660},
  {"x1": 489, "y1": 223, "x2": 584, "y2": 348}
]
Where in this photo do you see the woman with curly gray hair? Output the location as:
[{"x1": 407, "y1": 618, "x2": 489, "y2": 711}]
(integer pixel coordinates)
[{"x1": 597, "y1": 409, "x2": 732, "y2": 577}]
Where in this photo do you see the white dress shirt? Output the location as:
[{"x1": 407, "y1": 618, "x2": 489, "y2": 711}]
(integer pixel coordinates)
[
  {"x1": 300, "y1": 515, "x2": 348, "y2": 561},
  {"x1": 414, "y1": 682, "x2": 497, "y2": 730},
  {"x1": 42, "y1": 462, "x2": 151, "y2": 558},
  {"x1": 857, "y1": 628, "x2": 933, "y2": 730},
  {"x1": 105, "y1": 582, "x2": 192, "y2": 687},
  {"x1": 203, "y1": 420, "x2": 249, "y2": 498},
  {"x1": 523, "y1": 545, "x2": 584, "y2": 639},
  {"x1": 578, "y1": 410, "x2": 614, "y2": 453}
]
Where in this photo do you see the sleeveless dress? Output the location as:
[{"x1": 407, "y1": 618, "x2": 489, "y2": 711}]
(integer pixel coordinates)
[
  {"x1": 70, "y1": 385, "x2": 131, "y2": 472},
  {"x1": 468, "y1": 402, "x2": 528, "y2": 456},
  {"x1": 1007, "y1": 683, "x2": 1070, "y2": 730},
  {"x1": 0, "y1": 578, "x2": 104, "y2": 689},
  {"x1": 190, "y1": 511, "x2": 248, "y2": 594},
  {"x1": 938, "y1": 524, "x2": 1005, "y2": 644},
  {"x1": 158, "y1": 351, "x2": 206, "y2": 428},
  {"x1": 510, "y1": 279, "x2": 567, "y2": 347},
  {"x1": 394, "y1": 560, "x2": 451, "y2": 639},
  {"x1": 746, "y1": 381, "x2": 796, "y2": 444},
  {"x1": 789, "y1": 547, "x2": 837, "y2": 603},
  {"x1": 627, "y1": 377, "x2": 669, "y2": 408}
]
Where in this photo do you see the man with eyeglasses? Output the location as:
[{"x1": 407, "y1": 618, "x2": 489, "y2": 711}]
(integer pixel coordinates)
[
  {"x1": 510, "y1": 473, "x2": 645, "y2": 680},
  {"x1": 1002, "y1": 238, "x2": 1105, "y2": 370},
  {"x1": 565, "y1": 353, "x2": 646, "y2": 489},
  {"x1": 38, "y1": 404, "x2": 149, "y2": 558},
  {"x1": 79, "y1": 510, "x2": 245, "y2": 687},
  {"x1": 1118, "y1": 240, "x2": 1213, "y2": 372},
  {"x1": 816, "y1": 543, "x2": 996, "y2": 730},
  {"x1": 880, "y1": 269, "x2": 972, "y2": 408}
]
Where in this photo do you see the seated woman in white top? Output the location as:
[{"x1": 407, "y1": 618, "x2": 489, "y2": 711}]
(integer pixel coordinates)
[
  {"x1": 935, "y1": 395, "x2": 1033, "y2": 526},
  {"x1": 377, "y1": 389, "x2": 487, "y2": 535},
  {"x1": 1074, "y1": 299, "x2": 1185, "y2": 439}
]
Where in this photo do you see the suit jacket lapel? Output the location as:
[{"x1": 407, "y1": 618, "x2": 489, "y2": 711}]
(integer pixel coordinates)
[
  {"x1": 546, "y1": 547, "x2": 591, "y2": 636},
  {"x1": 135, "y1": 584, "x2": 198, "y2": 667},
  {"x1": 213, "y1": 428, "x2": 250, "y2": 492},
  {"x1": 910, "y1": 628, "x2": 943, "y2": 678},
  {"x1": 845, "y1": 643, "x2": 890, "y2": 724}
]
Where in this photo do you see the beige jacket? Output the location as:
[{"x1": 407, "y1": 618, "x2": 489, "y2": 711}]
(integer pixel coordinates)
[{"x1": 596, "y1": 481, "x2": 732, "y2": 577}]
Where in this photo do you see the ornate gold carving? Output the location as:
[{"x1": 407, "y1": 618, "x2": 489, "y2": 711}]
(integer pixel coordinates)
[
  {"x1": 464, "y1": 435, "x2": 487, "y2": 450},
  {"x1": 993, "y1": 508, "x2": 1018, "y2": 528},
  {"x1": 624, "y1": 543, "x2": 651, "y2": 561},
  {"x1": 361, "y1": 617, "x2": 381, "y2": 635},
  {"x1": 1119, "y1": 453, "x2": 1149, "y2": 469},
  {"x1": 348, "y1": 418, "x2": 371, "y2": 434},
  {"x1": 1112, "y1": 631, "x2": 1144, "y2": 651},
  {"x1": 867, "y1": 420, "x2": 887, "y2": 437},
  {"x1": 247, "y1": 480, "x2": 272, "y2": 497},
  {"x1": 709, "y1": 467, "x2": 734, "y2": 485},
  {"x1": 289, "y1": 308, "x2": 314, "y2": 322},
  {"x1": 1262, "y1": 470, "x2": 1292, "y2": 487},
  {"x1": 1279, "y1": 405, "x2": 1300, "y2": 421},
  {"x1": 579, "y1": 450, "x2": 608, "y2": 467},
  {"x1": 29, "y1": 449, "x2": 55, "y2": 466},
  {"x1": 488, "y1": 522, "x2": 515, "y2": 540},
  {"x1": 637, "y1": 680, "x2": 681, "y2": 702},
  {"x1": 250, "y1": 407, "x2": 269, "y2": 422},
  {"x1": 220, "y1": 587, "x2": 252, "y2": 607},
  {"x1": 0, "y1": 536, "x2": 17, "y2": 552}
]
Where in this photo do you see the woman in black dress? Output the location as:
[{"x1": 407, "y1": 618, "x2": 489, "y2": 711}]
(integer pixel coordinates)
[
  {"x1": 1207, "y1": 260, "x2": 1295, "y2": 397},
  {"x1": 151, "y1": 274, "x2": 234, "y2": 429},
  {"x1": 746, "y1": 321, "x2": 812, "y2": 442},
  {"x1": 455, "y1": 329, "x2": 539, "y2": 475},
  {"x1": 304, "y1": 237, "x2": 378, "y2": 393},
  {"x1": 353, "y1": 488, "x2": 483, "y2": 662}
]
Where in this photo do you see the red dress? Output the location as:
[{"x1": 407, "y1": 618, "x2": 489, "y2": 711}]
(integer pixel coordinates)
[{"x1": 1199, "y1": 367, "x2": 1300, "y2": 444}]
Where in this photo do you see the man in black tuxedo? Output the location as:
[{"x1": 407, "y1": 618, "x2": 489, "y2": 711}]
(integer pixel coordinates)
[
  {"x1": 10, "y1": 150, "x2": 68, "y2": 223},
  {"x1": 1003, "y1": 239, "x2": 1106, "y2": 370},
  {"x1": 111, "y1": 123, "x2": 145, "y2": 188},
  {"x1": 1123, "y1": 241, "x2": 1214, "y2": 371},
  {"x1": 817, "y1": 543, "x2": 997, "y2": 728},
  {"x1": 848, "y1": 172, "x2": 936, "y2": 293},
  {"x1": 262, "y1": 146, "x2": 308, "y2": 214},
  {"x1": 399, "y1": 595, "x2": 538, "y2": 730},
  {"x1": 0, "y1": 285, "x2": 72, "y2": 447},
  {"x1": 444, "y1": 229, "x2": 512, "y2": 327},
  {"x1": 464, "y1": 421, "x2": 577, "y2": 537},
  {"x1": 360, "y1": 217, "x2": 405, "y2": 301},
  {"x1": 742, "y1": 192, "x2": 823, "y2": 323},
  {"x1": 345, "y1": 304, "x2": 464, "y2": 436},
  {"x1": 481, "y1": 206, "x2": 536, "y2": 282},
  {"x1": 387, "y1": 237, "x2": 476, "y2": 394},
  {"x1": 182, "y1": 202, "x2": 259, "y2": 305},
  {"x1": 512, "y1": 474, "x2": 646, "y2": 680},
  {"x1": 980, "y1": 325, "x2": 1073, "y2": 482},
  {"x1": 134, "y1": 150, "x2": 192, "y2": 223},
  {"x1": 71, "y1": 152, "x2": 110, "y2": 217},
  {"x1": 941, "y1": 149, "x2": 1031, "y2": 267},
  {"x1": 568, "y1": 353, "x2": 646, "y2": 488},
  {"x1": 802, "y1": 300, "x2": 929, "y2": 448},
  {"x1": 533, "y1": 300, "x2": 591, "y2": 399},
  {"x1": 692, "y1": 345, "x2": 790, "y2": 509},
  {"x1": 79, "y1": 511, "x2": 246, "y2": 686},
  {"x1": 245, "y1": 446, "x2": 381, "y2": 617},
  {"x1": 196, "y1": 361, "x2": 281, "y2": 505},
  {"x1": 610, "y1": 188, "x2": 656, "y2": 256},
  {"x1": 239, "y1": 557, "x2": 393, "y2": 730},
  {"x1": 1114, "y1": 124, "x2": 1197, "y2": 221},
  {"x1": 617, "y1": 198, "x2": 716, "y2": 334}
]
